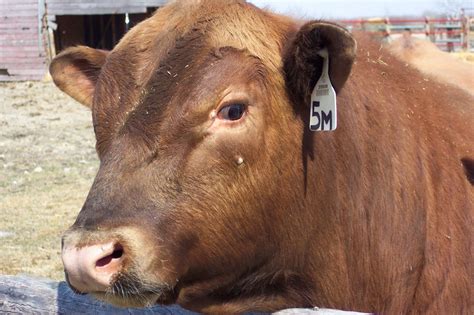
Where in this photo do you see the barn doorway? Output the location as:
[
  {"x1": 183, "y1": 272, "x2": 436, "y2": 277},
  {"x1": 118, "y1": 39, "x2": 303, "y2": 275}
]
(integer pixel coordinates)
[{"x1": 53, "y1": 8, "x2": 157, "y2": 53}]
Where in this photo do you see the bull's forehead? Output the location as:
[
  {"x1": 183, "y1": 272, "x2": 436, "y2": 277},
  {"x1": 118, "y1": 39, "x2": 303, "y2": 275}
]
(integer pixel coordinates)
[
  {"x1": 93, "y1": 0, "x2": 294, "y2": 154},
  {"x1": 110, "y1": 0, "x2": 293, "y2": 84},
  {"x1": 163, "y1": 0, "x2": 292, "y2": 67}
]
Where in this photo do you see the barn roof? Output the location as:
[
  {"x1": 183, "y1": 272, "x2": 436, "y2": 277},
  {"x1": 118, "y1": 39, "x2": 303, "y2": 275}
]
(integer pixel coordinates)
[{"x1": 46, "y1": 1, "x2": 167, "y2": 16}]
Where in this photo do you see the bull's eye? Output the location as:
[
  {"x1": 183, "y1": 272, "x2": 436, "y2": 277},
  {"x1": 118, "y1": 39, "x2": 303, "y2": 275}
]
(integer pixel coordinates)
[{"x1": 218, "y1": 104, "x2": 245, "y2": 121}]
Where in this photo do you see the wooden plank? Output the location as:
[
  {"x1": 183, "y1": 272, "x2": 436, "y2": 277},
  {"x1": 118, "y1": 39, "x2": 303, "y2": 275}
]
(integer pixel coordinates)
[
  {"x1": 0, "y1": 60, "x2": 45, "y2": 65},
  {"x1": 0, "y1": 3, "x2": 37, "y2": 10},
  {"x1": 48, "y1": 6, "x2": 148, "y2": 15},
  {"x1": 0, "y1": 24, "x2": 37, "y2": 29},
  {"x1": 142, "y1": 0, "x2": 167, "y2": 6},
  {"x1": 45, "y1": 0, "x2": 166, "y2": 8},
  {"x1": 0, "y1": 10, "x2": 38, "y2": 17},
  {"x1": 46, "y1": 3, "x2": 135, "y2": 8},
  {"x1": 0, "y1": 0, "x2": 36, "y2": 4},
  {"x1": 0, "y1": 16, "x2": 37, "y2": 23},
  {"x1": 0, "y1": 1, "x2": 36, "y2": 5},
  {"x1": 0, "y1": 64, "x2": 47, "y2": 75},
  {"x1": 0, "y1": 27, "x2": 38, "y2": 38},
  {"x1": 0, "y1": 51, "x2": 46, "y2": 60},
  {"x1": 0, "y1": 32, "x2": 39, "y2": 40},
  {"x1": 0, "y1": 46, "x2": 42, "y2": 52},
  {"x1": 0, "y1": 52, "x2": 46, "y2": 60},
  {"x1": 0, "y1": 65, "x2": 45, "y2": 72},
  {"x1": 0, "y1": 23, "x2": 38, "y2": 30},
  {"x1": 0, "y1": 275, "x2": 197, "y2": 314},
  {"x1": 0, "y1": 65, "x2": 48, "y2": 76},
  {"x1": 0, "y1": 75, "x2": 43, "y2": 81},
  {"x1": 0, "y1": 276, "x2": 363, "y2": 314},
  {"x1": 0, "y1": 27, "x2": 37, "y2": 33},
  {"x1": 0, "y1": 15, "x2": 37, "y2": 20},
  {"x1": 0, "y1": 51, "x2": 45, "y2": 58},
  {"x1": 6, "y1": 65, "x2": 46, "y2": 71},
  {"x1": 0, "y1": 1, "x2": 166, "y2": 17},
  {"x1": 46, "y1": 0, "x2": 140, "y2": 4},
  {"x1": 0, "y1": 39, "x2": 39, "y2": 45},
  {"x1": 5, "y1": 68, "x2": 47, "y2": 75},
  {"x1": 45, "y1": 0, "x2": 165, "y2": 4},
  {"x1": 0, "y1": 26, "x2": 38, "y2": 34},
  {"x1": 0, "y1": 56, "x2": 45, "y2": 63}
]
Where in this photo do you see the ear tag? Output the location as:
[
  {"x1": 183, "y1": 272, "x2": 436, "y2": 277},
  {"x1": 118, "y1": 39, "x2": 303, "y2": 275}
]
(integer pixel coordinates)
[{"x1": 309, "y1": 48, "x2": 337, "y2": 131}]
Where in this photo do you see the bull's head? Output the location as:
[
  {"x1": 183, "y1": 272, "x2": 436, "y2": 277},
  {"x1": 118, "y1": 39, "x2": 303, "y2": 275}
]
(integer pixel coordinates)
[{"x1": 50, "y1": 0, "x2": 355, "y2": 312}]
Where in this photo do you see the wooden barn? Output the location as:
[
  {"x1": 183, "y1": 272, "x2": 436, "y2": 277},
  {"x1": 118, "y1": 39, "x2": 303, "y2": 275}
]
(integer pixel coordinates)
[{"x1": 0, "y1": 0, "x2": 166, "y2": 81}]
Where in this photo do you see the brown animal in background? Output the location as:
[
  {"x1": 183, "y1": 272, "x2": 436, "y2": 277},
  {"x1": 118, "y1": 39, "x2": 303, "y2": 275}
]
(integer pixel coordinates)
[
  {"x1": 387, "y1": 32, "x2": 474, "y2": 95},
  {"x1": 50, "y1": 0, "x2": 474, "y2": 313}
]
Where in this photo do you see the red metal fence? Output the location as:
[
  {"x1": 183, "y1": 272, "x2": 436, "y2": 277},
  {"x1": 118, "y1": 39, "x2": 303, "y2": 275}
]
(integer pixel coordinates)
[{"x1": 338, "y1": 14, "x2": 474, "y2": 52}]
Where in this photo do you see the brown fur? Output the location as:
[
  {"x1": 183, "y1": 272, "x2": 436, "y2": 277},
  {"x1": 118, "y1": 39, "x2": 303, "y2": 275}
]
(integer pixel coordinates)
[
  {"x1": 50, "y1": 0, "x2": 474, "y2": 313},
  {"x1": 50, "y1": 46, "x2": 108, "y2": 107}
]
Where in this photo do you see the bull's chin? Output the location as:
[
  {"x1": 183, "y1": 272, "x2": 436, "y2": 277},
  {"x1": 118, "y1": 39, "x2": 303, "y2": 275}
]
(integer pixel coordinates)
[
  {"x1": 92, "y1": 291, "x2": 158, "y2": 308},
  {"x1": 83, "y1": 274, "x2": 178, "y2": 308},
  {"x1": 91, "y1": 288, "x2": 177, "y2": 308}
]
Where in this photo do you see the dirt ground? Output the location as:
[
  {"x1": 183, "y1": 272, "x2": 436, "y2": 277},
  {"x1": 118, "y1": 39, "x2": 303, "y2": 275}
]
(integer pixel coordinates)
[{"x1": 0, "y1": 81, "x2": 98, "y2": 280}]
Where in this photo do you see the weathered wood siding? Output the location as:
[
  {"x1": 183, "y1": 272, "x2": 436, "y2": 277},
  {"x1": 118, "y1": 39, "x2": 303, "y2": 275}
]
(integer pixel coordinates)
[
  {"x1": 0, "y1": 0, "x2": 47, "y2": 81},
  {"x1": 46, "y1": 0, "x2": 167, "y2": 15},
  {"x1": 0, "y1": 0, "x2": 166, "y2": 81}
]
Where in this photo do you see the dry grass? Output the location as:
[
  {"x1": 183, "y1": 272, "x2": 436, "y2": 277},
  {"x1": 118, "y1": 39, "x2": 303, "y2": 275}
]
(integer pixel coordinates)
[
  {"x1": 452, "y1": 52, "x2": 474, "y2": 63},
  {"x1": 0, "y1": 81, "x2": 99, "y2": 280}
]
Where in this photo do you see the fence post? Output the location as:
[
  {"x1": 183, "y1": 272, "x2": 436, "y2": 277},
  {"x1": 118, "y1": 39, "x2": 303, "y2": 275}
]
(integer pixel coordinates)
[
  {"x1": 460, "y1": 8, "x2": 468, "y2": 51},
  {"x1": 384, "y1": 17, "x2": 391, "y2": 40}
]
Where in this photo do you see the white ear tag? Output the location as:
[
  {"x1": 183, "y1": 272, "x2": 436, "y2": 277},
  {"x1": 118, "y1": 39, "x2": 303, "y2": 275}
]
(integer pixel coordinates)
[{"x1": 309, "y1": 48, "x2": 337, "y2": 131}]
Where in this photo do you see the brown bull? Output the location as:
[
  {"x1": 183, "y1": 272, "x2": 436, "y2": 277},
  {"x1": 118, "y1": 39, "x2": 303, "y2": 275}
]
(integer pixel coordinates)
[
  {"x1": 387, "y1": 33, "x2": 474, "y2": 95},
  {"x1": 50, "y1": 0, "x2": 474, "y2": 313}
]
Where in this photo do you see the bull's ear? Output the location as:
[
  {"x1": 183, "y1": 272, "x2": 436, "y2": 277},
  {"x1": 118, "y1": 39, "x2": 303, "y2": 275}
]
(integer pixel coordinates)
[
  {"x1": 284, "y1": 21, "x2": 356, "y2": 105},
  {"x1": 49, "y1": 46, "x2": 108, "y2": 108}
]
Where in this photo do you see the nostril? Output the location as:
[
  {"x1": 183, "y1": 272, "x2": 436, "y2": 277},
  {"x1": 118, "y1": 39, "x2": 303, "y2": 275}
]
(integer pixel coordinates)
[
  {"x1": 112, "y1": 246, "x2": 124, "y2": 259},
  {"x1": 96, "y1": 244, "x2": 124, "y2": 268}
]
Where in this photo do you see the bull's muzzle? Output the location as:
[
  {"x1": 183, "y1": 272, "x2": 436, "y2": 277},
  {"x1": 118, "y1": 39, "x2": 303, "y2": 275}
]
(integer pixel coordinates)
[{"x1": 62, "y1": 239, "x2": 124, "y2": 293}]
